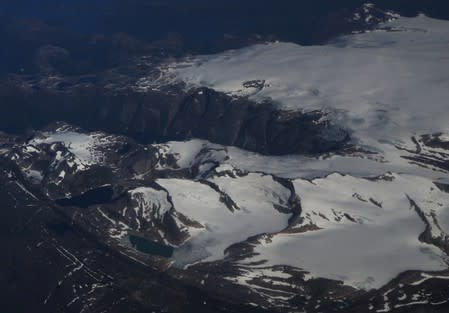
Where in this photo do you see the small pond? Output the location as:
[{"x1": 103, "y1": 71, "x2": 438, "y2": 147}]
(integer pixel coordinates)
[
  {"x1": 129, "y1": 235, "x2": 173, "y2": 258},
  {"x1": 55, "y1": 185, "x2": 114, "y2": 208}
]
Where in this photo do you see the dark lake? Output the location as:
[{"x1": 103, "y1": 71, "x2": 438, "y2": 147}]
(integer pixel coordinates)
[
  {"x1": 129, "y1": 235, "x2": 174, "y2": 258},
  {"x1": 55, "y1": 185, "x2": 114, "y2": 208}
]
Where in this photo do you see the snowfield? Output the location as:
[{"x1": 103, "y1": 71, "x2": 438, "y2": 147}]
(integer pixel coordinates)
[
  {"x1": 162, "y1": 15, "x2": 449, "y2": 149},
  {"x1": 129, "y1": 187, "x2": 172, "y2": 221},
  {"x1": 22, "y1": 126, "x2": 449, "y2": 291},
  {"x1": 243, "y1": 173, "x2": 449, "y2": 290},
  {"x1": 143, "y1": 139, "x2": 449, "y2": 290},
  {"x1": 157, "y1": 176, "x2": 292, "y2": 267},
  {"x1": 141, "y1": 14, "x2": 449, "y2": 291},
  {"x1": 13, "y1": 12, "x2": 449, "y2": 296},
  {"x1": 30, "y1": 129, "x2": 114, "y2": 171}
]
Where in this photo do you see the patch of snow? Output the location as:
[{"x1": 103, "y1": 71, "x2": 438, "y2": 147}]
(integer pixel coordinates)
[
  {"x1": 209, "y1": 173, "x2": 292, "y2": 215},
  {"x1": 23, "y1": 145, "x2": 39, "y2": 154},
  {"x1": 411, "y1": 272, "x2": 449, "y2": 286},
  {"x1": 31, "y1": 131, "x2": 112, "y2": 171},
  {"x1": 225, "y1": 267, "x2": 296, "y2": 302},
  {"x1": 129, "y1": 187, "x2": 172, "y2": 221},
  {"x1": 24, "y1": 169, "x2": 44, "y2": 183},
  {"x1": 394, "y1": 300, "x2": 429, "y2": 309},
  {"x1": 155, "y1": 139, "x2": 226, "y2": 170},
  {"x1": 0, "y1": 148, "x2": 9, "y2": 155},
  {"x1": 225, "y1": 135, "x2": 449, "y2": 182}
]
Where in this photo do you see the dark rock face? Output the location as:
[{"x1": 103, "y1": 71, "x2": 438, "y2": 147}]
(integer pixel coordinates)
[
  {"x1": 168, "y1": 88, "x2": 349, "y2": 155},
  {"x1": 0, "y1": 80, "x2": 349, "y2": 156},
  {"x1": 55, "y1": 185, "x2": 115, "y2": 208}
]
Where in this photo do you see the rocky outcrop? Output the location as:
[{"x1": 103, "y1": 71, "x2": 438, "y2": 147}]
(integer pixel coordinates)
[{"x1": 0, "y1": 79, "x2": 349, "y2": 156}]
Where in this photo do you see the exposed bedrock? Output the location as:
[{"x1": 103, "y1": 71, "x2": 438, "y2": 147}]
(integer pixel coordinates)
[{"x1": 0, "y1": 81, "x2": 349, "y2": 155}]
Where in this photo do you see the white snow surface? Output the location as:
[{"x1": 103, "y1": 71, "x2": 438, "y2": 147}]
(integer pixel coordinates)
[
  {"x1": 31, "y1": 130, "x2": 112, "y2": 170},
  {"x1": 147, "y1": 136, "x2": 449, "y2": 289},
  {"x1": 150, "y1": 137, "x2": 449, "y2": 184},
  {"x1": 157, "y1": 176, "x2": 291, "y2": 266},
  {"x1": 129, "y1": 187, "x2": 172, "y2": 221},
  {"x1": 244, "y1": 173, "x2": 449, "y2": 290},
  {"x1": 162, "y1": 15, "x2": 449, "y2": 148},
  {"x1": 155, "y1": 139, "x2": 226, "y2": 170}
]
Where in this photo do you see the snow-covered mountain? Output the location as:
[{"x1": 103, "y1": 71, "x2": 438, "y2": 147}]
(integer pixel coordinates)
[
  {"x1": 1, "y1": 3, "x2": 449, "y2": 313},
  {"x1": 153, "y1": 14, "x2": 449, "y2": 153},
  {"x1": 3, "y1": 114, "x2": 449, "y2": 311}
]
